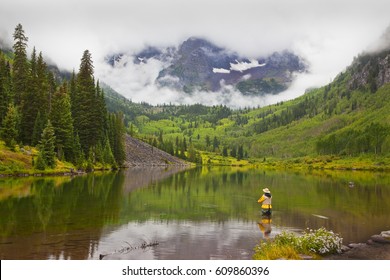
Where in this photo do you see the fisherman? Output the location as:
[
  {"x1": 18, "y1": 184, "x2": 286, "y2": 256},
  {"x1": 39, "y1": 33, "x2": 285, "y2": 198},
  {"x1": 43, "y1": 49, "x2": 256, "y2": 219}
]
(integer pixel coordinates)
[{"x1": 258, "y1": 187, "x2": 272, "y2": 216}]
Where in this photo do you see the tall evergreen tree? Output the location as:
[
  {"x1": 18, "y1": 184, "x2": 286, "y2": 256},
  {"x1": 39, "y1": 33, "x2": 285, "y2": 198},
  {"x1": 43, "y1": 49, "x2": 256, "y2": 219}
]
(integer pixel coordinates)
[
  {"x1": 72, "y1": 133, "x2": 85, "y2": 168},
  {"x1": 50, "y1": 83, "x2": 74, "y2": 162},
  {"x1": 38, "y1": 120, "x2": 56, "y2": 168},
  {"x1": 74, "y1": 50, "x2": 99, "y2": 153},
  {"x1": 32, "y1": 110, "x2": 45, "y2": 146},
  {"x1": 108, "y1": 112, "x2": 126, "y2": 166},
  {"x1": 36, "y1": 52, "x2": 50, "y2": 119},
  {"x1": 103, "y1": 136, "x2": 116, "y2": 167},
  {"x1": 93, "y1": 80, "x2": 107, "y2": 143},
  {"x1": 0, "y1": 54, "x2": 12, "y2": 123},
  {"x1": 0, "y1": 103, "x2": 19, "y2": 149},
  {"x1": 12, "y1": 24, "x2": 29, "y2": 106},
  {"x1": 47, "y1": 71, "x2": 57, "y2": 112},
  {"x1": 69, "y1": 70, "x2": 77, "y2": 119},
  {"x1": 237, "y1": 145, "x2": 244, "y2": 160},
  {"x1": 20, "y1": 48, "x2": 39, "y2": 144}
]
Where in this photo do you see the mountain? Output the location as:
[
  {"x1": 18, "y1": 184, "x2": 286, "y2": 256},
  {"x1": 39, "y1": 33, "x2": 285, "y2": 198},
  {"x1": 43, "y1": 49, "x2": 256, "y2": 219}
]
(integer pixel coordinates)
[
  {"x1": 127, "y1": 34, "x2": 390, "y2": 168},
  {"x1": 105, "y1": 37, "x2": 306, "y2": 96},
  {"x1": 157, "y1": 37, "x2": 306, "y2": 94}
]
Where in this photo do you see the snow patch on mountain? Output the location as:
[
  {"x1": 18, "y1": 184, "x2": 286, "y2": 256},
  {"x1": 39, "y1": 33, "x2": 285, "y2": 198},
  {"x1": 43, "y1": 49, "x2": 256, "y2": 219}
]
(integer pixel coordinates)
[
  {"x1": 213, "y1": 68, "x2": 230, "y2": 74},
  {"x1": 230, "y1": 60, "x2": 266, "y2": 72}
]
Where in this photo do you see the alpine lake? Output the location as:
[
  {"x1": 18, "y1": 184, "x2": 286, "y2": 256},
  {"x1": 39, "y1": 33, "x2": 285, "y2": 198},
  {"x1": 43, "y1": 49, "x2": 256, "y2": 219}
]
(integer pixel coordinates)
[{"x1": 1, "y1": 166, "x2": 390, "y2": 260}]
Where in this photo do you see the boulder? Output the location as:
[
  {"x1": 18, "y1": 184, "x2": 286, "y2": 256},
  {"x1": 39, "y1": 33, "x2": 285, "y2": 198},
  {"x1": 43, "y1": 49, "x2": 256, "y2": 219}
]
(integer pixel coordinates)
[
  {"x1": 380, "y1": 231, "x2": 390, "y2": 239},
  {"x1": 371, "y1": 235, "x2": 390, "y2": 244}
]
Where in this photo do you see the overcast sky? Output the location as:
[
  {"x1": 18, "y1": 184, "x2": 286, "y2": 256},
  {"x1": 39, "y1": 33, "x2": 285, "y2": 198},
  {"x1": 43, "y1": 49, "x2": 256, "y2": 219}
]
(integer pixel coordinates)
[{"x1": 1, "y1": 0, "x2": 389, "y2": 106}]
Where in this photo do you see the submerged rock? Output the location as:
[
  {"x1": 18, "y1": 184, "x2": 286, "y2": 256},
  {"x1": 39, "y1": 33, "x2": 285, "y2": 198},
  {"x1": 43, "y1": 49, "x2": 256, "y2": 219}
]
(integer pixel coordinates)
[{"x1": 348, "y1": 243, "x2": 366, "y2": 248}]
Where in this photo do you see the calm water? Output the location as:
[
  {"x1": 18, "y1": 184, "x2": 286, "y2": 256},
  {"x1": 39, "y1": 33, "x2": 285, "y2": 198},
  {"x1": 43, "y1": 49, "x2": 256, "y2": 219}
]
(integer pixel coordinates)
[{"x1": 1, "y1": 167, "x2": 390, "y2": 260}]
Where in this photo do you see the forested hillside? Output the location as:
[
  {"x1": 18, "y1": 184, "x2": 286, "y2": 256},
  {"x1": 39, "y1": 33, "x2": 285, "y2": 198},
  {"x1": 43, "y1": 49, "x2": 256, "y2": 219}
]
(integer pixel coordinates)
[
  {"x1": 2, "y1": 23, "x2": 389, "y2": 172},
  {"x1": 0, "y1": 24, "x2": 126, "y2": 174},
  {"x1": 106, "y1": 44, "x2": 390, "y2": 169}
]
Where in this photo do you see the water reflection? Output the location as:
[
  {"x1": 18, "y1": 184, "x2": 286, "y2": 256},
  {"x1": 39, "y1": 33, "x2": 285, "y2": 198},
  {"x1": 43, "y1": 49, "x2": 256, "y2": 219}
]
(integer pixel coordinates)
[
  {"x1": 0, "y1": 167, "x2": 389, "y2": 259},
  {"x1": 0, "y1": 172, "x2": 124, "y2": 259},
  {"x1": 98, "y1": 220, "x2": 262, "y2": 260},
  {"x1": 258, "y1": 216, "x2": 272, "y2": 239}
]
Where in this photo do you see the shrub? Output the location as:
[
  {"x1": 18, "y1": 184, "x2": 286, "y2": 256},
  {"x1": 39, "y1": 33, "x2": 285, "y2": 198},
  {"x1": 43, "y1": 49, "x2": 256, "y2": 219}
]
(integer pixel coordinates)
[
  {"x1": 34, "y1": 152, "x2": 46, "y2": 170},
  {"x1": 253, "y1": 227, "x2": 343, "y2": 260},
  {"x1": 298, "y1": 228, "x2": 343, "y2": 255}
]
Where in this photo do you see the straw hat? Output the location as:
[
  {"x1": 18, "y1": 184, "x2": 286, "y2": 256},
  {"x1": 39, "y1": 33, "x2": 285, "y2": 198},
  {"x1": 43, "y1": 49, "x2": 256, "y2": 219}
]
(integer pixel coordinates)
[{"x1": 262, "y1": 188, "x2": 270, "y2": 193}]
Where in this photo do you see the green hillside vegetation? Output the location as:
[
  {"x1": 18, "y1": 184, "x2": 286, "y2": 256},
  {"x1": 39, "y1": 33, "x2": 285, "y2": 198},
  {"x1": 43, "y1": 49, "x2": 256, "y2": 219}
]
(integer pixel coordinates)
[
  {"x1": 0, "y1": 24, "x2": 126, "y2": 175},
  {"x1": 2, "y1": 23, "x2": 389, "y2": 173},
  {"x1": 105, "y1": 48, "x2": 390, "y2": 170}
]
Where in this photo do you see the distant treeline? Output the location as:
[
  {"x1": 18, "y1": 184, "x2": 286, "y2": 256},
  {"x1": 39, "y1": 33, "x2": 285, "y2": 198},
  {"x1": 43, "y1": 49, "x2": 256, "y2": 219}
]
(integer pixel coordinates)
[{"x1": 316, "y1": 122, "x2": 389, "y2": 156}]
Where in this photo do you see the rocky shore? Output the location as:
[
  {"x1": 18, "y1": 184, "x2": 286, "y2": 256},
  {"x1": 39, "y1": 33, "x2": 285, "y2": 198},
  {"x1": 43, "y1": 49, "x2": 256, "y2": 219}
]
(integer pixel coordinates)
[
  {"x1": 124, "y1": 134, "x2": 189, "y2": 167},
  {"x1": 325, "y1": 230, "x2": 390, "y2": 260}
]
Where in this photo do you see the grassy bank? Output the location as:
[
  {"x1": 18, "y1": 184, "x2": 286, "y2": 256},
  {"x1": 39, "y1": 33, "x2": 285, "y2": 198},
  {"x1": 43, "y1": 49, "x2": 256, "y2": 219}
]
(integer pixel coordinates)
[
  {"x1": 199, "y1": 150, "x2": 390, "y2": 171},
  {"x1": 2, "y1": 140, "x2": 389, "y2": 177},
  {"x1": 0, "y1": 142, "x2": 76, "y2": 176}
]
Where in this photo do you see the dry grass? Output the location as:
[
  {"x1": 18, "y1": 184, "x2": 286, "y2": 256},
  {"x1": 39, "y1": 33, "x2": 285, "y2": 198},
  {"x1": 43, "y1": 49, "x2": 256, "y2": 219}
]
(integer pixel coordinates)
[
  {"x1": 253, "y1": 242, "x2": 303, "y2": 260},
  {"x1": 0, "y1": 143, "x2": 34, "y2": 173}
]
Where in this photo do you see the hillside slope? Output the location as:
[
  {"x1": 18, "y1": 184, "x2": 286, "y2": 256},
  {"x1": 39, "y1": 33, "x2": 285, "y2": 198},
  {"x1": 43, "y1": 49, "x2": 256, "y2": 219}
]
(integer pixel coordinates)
[{"x1": 124, "y1": 134, "x2": 188, "y2": 166}]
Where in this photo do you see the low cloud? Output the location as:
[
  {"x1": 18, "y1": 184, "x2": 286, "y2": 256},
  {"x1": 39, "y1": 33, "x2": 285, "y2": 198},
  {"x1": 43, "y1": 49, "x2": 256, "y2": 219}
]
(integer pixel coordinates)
[
  {"x1": 1, "y1": 0, "x2": 390, "y2": 107},
  {"x1": 97, "y1": 53, "x2": 269, "y2": 108},
  {"x1": 96, "y1": 51, "x2": 317, "y2": 109}
]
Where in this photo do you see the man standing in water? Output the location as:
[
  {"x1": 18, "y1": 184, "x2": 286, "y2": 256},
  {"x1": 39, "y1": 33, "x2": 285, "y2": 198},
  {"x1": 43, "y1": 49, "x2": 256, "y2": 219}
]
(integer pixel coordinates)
[{"x1": 258, "y1": 188, "x2": 272, "y2": 216}]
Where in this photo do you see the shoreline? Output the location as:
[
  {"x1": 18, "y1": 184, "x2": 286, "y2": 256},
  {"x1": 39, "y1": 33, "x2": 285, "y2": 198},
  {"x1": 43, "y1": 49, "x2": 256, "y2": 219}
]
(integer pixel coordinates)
[
  {"x1": 1, "y1": 163, "x2": 389, "y2": 178},
  {"x1": 325, "y1": 230, "x2": 390, "y2": 260},
  {"x1": 0, "y1": 164, "x2": 193, "y2": 178}
]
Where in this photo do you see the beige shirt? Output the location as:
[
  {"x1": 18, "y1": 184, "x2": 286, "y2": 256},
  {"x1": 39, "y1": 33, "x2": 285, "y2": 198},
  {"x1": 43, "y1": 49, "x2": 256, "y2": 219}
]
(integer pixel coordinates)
[{"x1": 258, "y1": 194, "x2": 272, "y2": 208}]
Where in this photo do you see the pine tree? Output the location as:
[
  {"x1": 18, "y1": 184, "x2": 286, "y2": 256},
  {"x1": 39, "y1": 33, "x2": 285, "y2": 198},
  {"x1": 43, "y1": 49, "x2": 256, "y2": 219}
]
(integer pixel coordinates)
[
  {"x1": 86, "y1": 146, "x2": 95, "y2": 171},
  {"x1": 34, "y1": 151, "x2": 46, "y2": 170},
  {"x1": 222, "y1": 146, "x2": 228, "y2": 157},
  {"x1": 0, "y1": 103, "x2": 19, "y2": 149},
  {"x1": 39, "y1": 120, "x2": 56, "y2": 168},
  {"x1": 36, "y1": 52, "x2": 50, "y2": 119},
  {"x1": 213, "y1": 136, "x2": 219, "y2": 151},
  {"x1": 72, "y1": 133, "x2": 85, "y2": 169},
  {"x1": 74, "y1": 50, "x2": 100, "y2": 153},
  {"x1": 108, "y1": 112, "x2": 126, "y2": 166},
  {"x1": 0, "y1": 54, "x2": 12, "y2": 123},
  {"x1": 94, "y1": 142, "x2": 104, "y2": 165},
  {"x1": 237, "y1": 145, "x2": 244, "y2": 160},
  {"x1": 50, "y1": 83, "x2": 75, "y2": 162},
  {"x1": 230, "y1": 146, "x2": 237, "y2": 158},
  {"x1": 20, "y1": 48, "x2": 39, "y2": 144},
  {"x1": 103, "y1": 137, "x2": 116, "y2": 168},
  {"x1": 12, "y1": 24, "x2": 29, "y2": 105},
  {"x1": 47, "y1": 71, "x2": 57, "y2": 112},
  {"x1": 95, "y1": 81, "x2": 107, "y2": 142},
  {"x1": 187, "y1": 144, "x2": 197, "y2": 163},
  {"x1": 205, "y1": 135, "x2": 211, "y2": 148},
  {"x1": 32, "y1": 111, "x2": 45, "y2": 146}
]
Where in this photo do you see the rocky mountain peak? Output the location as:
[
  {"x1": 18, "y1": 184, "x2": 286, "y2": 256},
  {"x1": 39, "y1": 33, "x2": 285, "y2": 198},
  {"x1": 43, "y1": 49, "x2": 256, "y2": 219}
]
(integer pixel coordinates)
[
  {"x1": 104, "y1": 37, "x2": 307, "y2": 96},
  {"x1": 348, "y1": 26, "x2": 390, "y2": 92}
]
